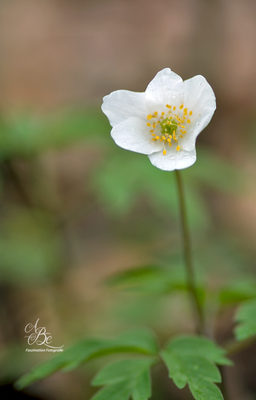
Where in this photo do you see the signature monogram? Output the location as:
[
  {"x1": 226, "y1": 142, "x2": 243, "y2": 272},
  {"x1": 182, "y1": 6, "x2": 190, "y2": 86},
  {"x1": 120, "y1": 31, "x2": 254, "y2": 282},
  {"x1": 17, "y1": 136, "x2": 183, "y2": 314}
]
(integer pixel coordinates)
[{"x1": 25, "y1": 318, "x2": 64, "y2": 350}]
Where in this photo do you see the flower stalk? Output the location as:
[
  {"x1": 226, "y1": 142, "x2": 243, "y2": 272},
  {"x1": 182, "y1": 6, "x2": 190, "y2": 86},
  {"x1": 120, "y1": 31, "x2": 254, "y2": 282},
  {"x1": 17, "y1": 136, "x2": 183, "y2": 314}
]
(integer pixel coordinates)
[{"x1": 175, "y1": 169, "x2": 205, "y2": 334}]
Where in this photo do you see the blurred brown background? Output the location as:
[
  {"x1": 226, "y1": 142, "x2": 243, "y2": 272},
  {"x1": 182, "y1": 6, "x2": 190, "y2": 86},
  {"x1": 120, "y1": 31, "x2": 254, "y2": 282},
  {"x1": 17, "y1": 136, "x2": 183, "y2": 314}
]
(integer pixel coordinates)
[{"x1": 1, "y1": 0, "x2": 256, "y2": 399}]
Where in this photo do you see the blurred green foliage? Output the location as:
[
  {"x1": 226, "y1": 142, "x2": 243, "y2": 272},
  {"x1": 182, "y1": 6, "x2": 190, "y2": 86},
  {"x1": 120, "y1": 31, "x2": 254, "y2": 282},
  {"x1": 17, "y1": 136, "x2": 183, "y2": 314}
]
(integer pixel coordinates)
[
  {"x1": 161, "y1": 336, "x2": 231, "y2": 400},
  {"x1": 0, "y1": 107, "x2": 255, "y2": 400},
  {"x1": 15, "y1": 329, "x2": 158, "y2": 390},
  {"x1": 0, "y1": 207, "x2": 62, "y2": 285},
  {"x1": 0, "y1": 109, "x2": 110, "y2": 158}
]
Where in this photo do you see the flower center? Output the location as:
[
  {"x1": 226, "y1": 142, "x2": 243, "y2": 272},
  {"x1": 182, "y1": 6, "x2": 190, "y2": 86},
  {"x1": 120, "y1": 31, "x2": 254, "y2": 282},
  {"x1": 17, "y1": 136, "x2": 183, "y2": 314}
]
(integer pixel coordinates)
[{"x1": 146, "y1": 104, "x2": 193, "y2": 155}]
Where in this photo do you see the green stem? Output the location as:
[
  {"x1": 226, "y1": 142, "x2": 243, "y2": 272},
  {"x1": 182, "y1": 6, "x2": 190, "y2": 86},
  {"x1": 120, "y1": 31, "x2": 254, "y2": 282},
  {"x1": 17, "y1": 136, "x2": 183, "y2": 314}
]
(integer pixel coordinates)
[{"x1": 174, "y1": 169, "x2": 205, "y2": 334}]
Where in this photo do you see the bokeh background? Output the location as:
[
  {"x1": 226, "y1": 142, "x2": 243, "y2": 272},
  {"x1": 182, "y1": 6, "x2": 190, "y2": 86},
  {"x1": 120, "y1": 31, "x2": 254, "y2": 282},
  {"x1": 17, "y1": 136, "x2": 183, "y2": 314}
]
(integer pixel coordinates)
[{"x1": 1, "y1": 0, "x2": 256, "y2": 399}]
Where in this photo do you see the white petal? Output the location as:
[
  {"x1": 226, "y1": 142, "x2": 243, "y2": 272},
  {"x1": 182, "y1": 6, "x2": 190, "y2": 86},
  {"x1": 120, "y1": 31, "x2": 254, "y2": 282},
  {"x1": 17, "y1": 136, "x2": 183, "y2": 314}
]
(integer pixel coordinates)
[
  {"x1": 102, "y1": 90, "x2": 148, "y2": 127},
  {"x1": 184, "y1": 75, "x2": 216, "y2": 143},
  {"x1": 145, "y1": 68, "x2": 184, "y2": 113},
  {"x1": 111, "y1": 117, "x2": 163, "y2": 155},
  {"x1": 148, "y1": 146, "x2": 196, "y2": 171}
]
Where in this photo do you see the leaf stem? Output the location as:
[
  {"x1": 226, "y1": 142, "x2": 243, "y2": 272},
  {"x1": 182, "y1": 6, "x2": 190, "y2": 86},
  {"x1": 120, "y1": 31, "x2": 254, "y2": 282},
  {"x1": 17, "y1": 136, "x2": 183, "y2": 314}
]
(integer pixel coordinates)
[{"x1": 174, "y1": 169, "x2": 205, "y2": 334}]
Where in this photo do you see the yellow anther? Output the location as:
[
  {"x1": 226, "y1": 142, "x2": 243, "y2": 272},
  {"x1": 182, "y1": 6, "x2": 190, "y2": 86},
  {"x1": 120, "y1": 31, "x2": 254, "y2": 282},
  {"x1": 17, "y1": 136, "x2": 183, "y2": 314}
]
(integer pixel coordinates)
[
  {"x1": 169, "y1": 141, "x2": 172, "y2": 146},
  {"x1": 181, "y1": 125, "x2": 185, "y2": 129},
  {"x1": 162, "y1": 136, "x2": 165, "y2": 140},
  {"x1": 189, "y1": 111, "x2": 193, "y2": 116},
  {"x1": 180, "y1": 135, "x2": 183, "y2": 138},
  {"x1": 150, "y1": 130, "x2": 154, "y2": 133},
  {"x1": 147, "y1": 122, "x2": 151, "y2": 126},
  {"x1": 163, "y1": 149, "x2": 167, "y2": 155},
  {"x1": 151, "y1": 133, "x2": 155, "y2": 136},
  {"x1": 154, "y1": 111, "x2": 158, "y2": 116},
  {"x1": 179, "y1": 104, "x2": 184, "y2": 109},
  {"x1": 183, "y1": 131, "x2": 186, "y2": 134},
  {"x1": 161, "y1": 112, "x2": 165, "y2": 116},
  {"x1": 187, "y1": 119, "x2": 191, "y2": 123},
  {"x1": 173, "y1": 106, "x2": 176, "y2": 110},
  {"x1": 152, "y1": 123, "x2": 156, "y2": 128},
  {"x1": 166, "y1": 104, "x2": 172, "y2": 109},
  {"x1": 176, "y1": 146, "x2": 181, "y2": 151},
  {"x1": 147, "y1": 114, "x2": 152, "y2": 120},
  {"x1": 167, "y1": 138, "x2": 171, "y2": 142},
  {"x1": 155, "y1": 136, "x2": 160, "y2": 140},
  {"x1": 184, "y1": 108, "x2": 188, "y2": 113}
]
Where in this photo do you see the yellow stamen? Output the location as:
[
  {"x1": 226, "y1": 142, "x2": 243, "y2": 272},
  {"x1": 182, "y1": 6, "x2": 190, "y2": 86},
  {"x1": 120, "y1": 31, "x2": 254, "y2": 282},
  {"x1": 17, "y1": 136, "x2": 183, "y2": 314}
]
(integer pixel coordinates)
[
  {"x1": 187, "y1": 119, "x2": 191, "y2": 123},
  {"x1": 163, "y1": 149, "x2": 167, "y2": 155},
  {"x1": 147, "y1": 114, "x2": 152, "y2": 120},
  {"x1": 154, "y1": 111, "x2": 158, "y2": 116},
  {"x1": 189, "y1": 111, "x2": 193, "y2": 116},
  {"x1": 173, "y1": 106, "x2": 176, "y2": 110},
  {"x1": 147, "y1": 122, "x2": 151, "y2": 126},
  {"x1": 179, "y1": 104, "x2": 184, "y2": 109},
  {"x1": 176, "y1": 146, "x2": 181, "y2": 151},
  {"x1": 155, "y1": 136, "x2": 160, "y2": 140}
]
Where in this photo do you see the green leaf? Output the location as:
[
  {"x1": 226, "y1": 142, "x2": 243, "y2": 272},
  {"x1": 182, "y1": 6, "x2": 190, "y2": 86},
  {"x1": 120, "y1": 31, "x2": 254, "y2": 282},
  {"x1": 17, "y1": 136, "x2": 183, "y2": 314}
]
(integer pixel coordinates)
[
  {"x1": 91, "y1": 382, "x2": 132, "y2": 400},
  {"x1": 132, "y1": 368, "x2": 151, "y2": 400},
  {"x1": 15, "y1": 329, "x2": 158, "y2": 390},
  {"x1": 189, "y1": 379, "x2": 223, "y2": 400},
  {"x1": 165, "y1": 336, "x2": 232, "y2": 366},
  {"x1": 92, "y1": 358, "x2": 154, "y2": 400},
  {"x1": 219, "y1": 279, "x2": 256, "y2": 304},
  {"x1": 235, "y1": 299, "x2": 256, "y2": 341},
  {"x1": 105, "y1": 264, "x2": 204, "y2": 298},
  {"x1": 161, "y1": 335, "x2": 231, "y2": 400},
  {"x1": 106, "y1": 265, "x2": 184, "y2": 294}
]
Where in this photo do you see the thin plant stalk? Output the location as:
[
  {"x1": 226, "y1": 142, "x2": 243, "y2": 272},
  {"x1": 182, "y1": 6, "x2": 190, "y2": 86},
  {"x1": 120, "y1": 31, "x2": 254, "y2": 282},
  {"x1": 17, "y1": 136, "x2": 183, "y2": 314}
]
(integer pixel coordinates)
[{"x1": 174, "y1": 169, "x2": 205, "y2": 334}]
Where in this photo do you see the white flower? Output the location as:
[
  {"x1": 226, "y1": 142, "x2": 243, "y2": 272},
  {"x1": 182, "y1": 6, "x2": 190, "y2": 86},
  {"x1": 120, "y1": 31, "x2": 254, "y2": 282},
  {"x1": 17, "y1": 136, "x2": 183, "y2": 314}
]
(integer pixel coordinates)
[{"x1": 101, "y1": 68, "x2": 216, "y2": 171}]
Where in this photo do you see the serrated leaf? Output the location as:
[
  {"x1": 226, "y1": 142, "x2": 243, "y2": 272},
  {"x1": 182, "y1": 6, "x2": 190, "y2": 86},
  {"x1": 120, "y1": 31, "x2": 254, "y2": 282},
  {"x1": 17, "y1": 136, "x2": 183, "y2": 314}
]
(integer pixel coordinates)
[
  {"x1": 161, "y1": 335, "x2": 231, "y2": 400},
  {"x1": 15, "y1": 329, "x2": 158, "y2": 390},
  {"x1": 165, "y1": 336, "x2": 232, "y2": 366},
  {"x1": 92, "y1": 358, "x2": 154, "y2": 400},
  {"x1": 235, "y1": 299, "x2": 256, "y2": 341},
  {"x1": 132, "y1": 368, "x2": 151, "y2": 400},
  {"x1": 189, "y1": 379, "x2": 223, "y2": 400}
]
